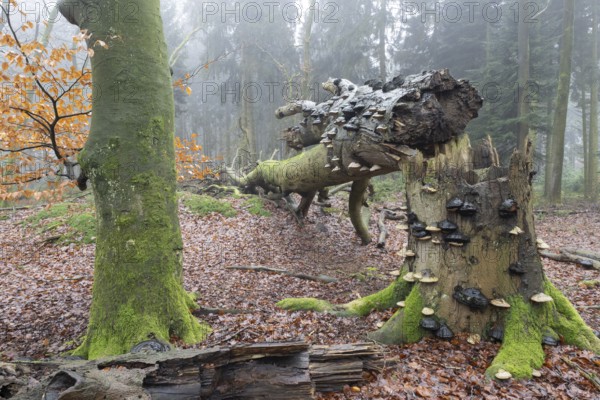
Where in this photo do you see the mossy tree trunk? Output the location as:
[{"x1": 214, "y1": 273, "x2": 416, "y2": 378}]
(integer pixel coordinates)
[
  {"x1": 236, "y1": 70, "x2": 482, "y2": 239},
  {"x1": 58, "y1": 0, "x2": 209, "y2": 359},
  {"x1": 280, "y1": 136, "x2": 600, "y2": 379}
]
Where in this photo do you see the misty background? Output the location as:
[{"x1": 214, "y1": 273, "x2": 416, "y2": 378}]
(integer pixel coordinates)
[{"x1": 12, "y1": 0, "x2": 599, "y2": 197}]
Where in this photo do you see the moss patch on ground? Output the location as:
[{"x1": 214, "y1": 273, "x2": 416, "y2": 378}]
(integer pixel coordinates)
[
  {"x1": 276, "y1": 298, "x2": 334, "y2": 312},
  {"x1": 244, "y1": 196, "x2": 271, "y2": 217},
  {"x1": 182, "y1": 193, "x2": 237, "y2": 218},
  {"x1": 371, "y1": 173, "x2": 404, "y2": 203},
  {"x1": 24, "y1": 198, "x2": 96, "y2": 244}
]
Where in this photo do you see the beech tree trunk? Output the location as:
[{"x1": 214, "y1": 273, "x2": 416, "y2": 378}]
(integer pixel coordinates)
[
  {"x1": 58, "y1": 0, "x2": 209, "y2": 359},
  {"x1": 516, "y1": 0, "x2": 530, "y2": 152},
  {"x1": 237, "y1": 70, "x2": 482, "y2": 241}
]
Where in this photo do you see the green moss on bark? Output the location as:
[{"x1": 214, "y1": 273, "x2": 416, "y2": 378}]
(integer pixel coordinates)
[
  {"x1": 544, "y1": 280, "x2": 600, "y2": 352},
  {"x1": 486, "y1": 297, "x2": 544, "y2": 379},
  {"x1": 367, "y1": 285, "x2": 424, "y2": 344},
  {"x1": 345, "y1": 277, "x2": 412, "y2": 316},
  {"x1": 63, "y1": 0, "x2": 210, "y2": 359}
]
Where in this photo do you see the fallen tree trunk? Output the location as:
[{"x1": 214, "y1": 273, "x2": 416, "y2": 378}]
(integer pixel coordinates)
[
  {"x1": 231, "y1": 70, "x2": 482, "y2": 243},
  {"x1": 4, "y1": 342, "x2": 383, "y2": 399},
  {"x1": 561, "y1": 247, "x2": 600, "y2": 262},
  {"x1": 539, "y1": 250, "x2": 600, "y2": 270}
]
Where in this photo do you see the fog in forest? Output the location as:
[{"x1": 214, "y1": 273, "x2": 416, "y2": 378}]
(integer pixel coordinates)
[{"x1": 3, "y1": 0, "x2": 598, "y2": 200}]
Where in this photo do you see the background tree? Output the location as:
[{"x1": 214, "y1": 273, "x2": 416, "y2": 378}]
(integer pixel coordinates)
[
  {"x1": 588, "y1": 0, "x2": 599, "y2": 201},
  {"x1": 0, "y1": 1, "x2": 91, "y2": 202},
  {"x1": 545, "y1": 0, "x2": 575, "y2": 203},
  {"x1": 57, "y1": 0, "x2": 209, "y2": 359}
]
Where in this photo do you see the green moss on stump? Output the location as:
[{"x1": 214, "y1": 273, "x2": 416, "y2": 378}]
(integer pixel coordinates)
[
  {"x1": 486, "y1": 297, "x2": 544, "y2": 379},
  {"x1": 367, "y1": 285, "x2": 424, "y2": 344}
]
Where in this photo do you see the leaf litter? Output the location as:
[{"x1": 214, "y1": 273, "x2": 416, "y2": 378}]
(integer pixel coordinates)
[{"x1": 0, "y1": 196, "x2": 598, "y2": 398}]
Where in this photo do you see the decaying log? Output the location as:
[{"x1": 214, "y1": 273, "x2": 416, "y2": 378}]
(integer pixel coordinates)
[
  {"x1": 235, "y1": 69, "x2": 482, "y2": 240},
  {"x1": 225, "y1": 265, "x2": 339, "y2": 283},
  {"x1": 539, "y1": 250, "x2": 600, "y2": 270},
  {"x1": 3, "y1": 342, "x2": 383, "y2": 399}
]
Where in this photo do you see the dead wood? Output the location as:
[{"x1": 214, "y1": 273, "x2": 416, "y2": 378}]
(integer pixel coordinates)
[
  {"x1": 539, "y1": 250, "x2": 600, "y2": 270},
  {"x1": 192, "y1": 307, "x2": 256, "y2": 316},
  {"x1": 225, "y1": 265, "x2": 338, "y2": 283},
  {"x1": 561, "y1": 357, "x2": 600, "y2": 391},
  {"x1": 3, "y1": 342, "x2": 383, "y2": 399},
  {"x1": 560, "y1": 247, "x2": 600, "y2": 262}
]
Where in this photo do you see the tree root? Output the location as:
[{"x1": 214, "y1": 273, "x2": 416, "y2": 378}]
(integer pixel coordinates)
[
  {"x1": 486, "y1": 280, "x2": 600, "y2": 379},
  {"x1": 561, "y1": 357, "x2": 600, "y2": 391},
  {"x1": 367, "y1": 285, "x2": 424, "y2": 344},
  {"x1": 276, "y1": 274, "x2": 413, "y2": 317}
]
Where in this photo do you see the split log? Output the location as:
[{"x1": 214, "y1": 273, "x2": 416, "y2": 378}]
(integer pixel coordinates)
[
  {"x1": 539, "y1": 250, "x2": 600, "y2": 270},
  {"x1": 3, "y1": 342, "x2": 383, "y2": 399},
  {"x1": 225, "y1": 265, "x2": 338, "y2": 283}
]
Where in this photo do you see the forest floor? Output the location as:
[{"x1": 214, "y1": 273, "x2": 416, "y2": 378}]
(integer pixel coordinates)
[{"x1": 0, "y1": 189, "x2": 599, "y2": 399}]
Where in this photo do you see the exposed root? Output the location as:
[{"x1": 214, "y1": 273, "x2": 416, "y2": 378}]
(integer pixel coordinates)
[
  {"x1": 486, "y1": 280, "x2": 600, "y2": 379},
  {"x1": 367, "y1": 285, "x2": 424, "y2": 344},
  {"x1": 276, "y1": 275, "x2": 413, "y2": 317},
  {"x1": 485, "y1": 297, "x2": 544, "y2": 379}
]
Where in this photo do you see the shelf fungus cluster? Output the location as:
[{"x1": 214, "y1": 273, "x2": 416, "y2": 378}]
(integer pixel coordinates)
[
  {"x1": 403, "y1": 270, "x2": 438, "y2": 283},
  {"x1": 419, "y1": 308, "x2": 454, "y2": 340},
  {"x1": 446, "y1": 197, "x2": 477, "y2": 216},
  {"x1": 409, "y1": 215, "x2": 469, "y2": 247}
]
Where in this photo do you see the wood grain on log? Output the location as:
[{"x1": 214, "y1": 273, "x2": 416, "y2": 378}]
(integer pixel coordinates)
[{"x1": 5, "y1": 343, "x2": 382, "y2": 399}]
